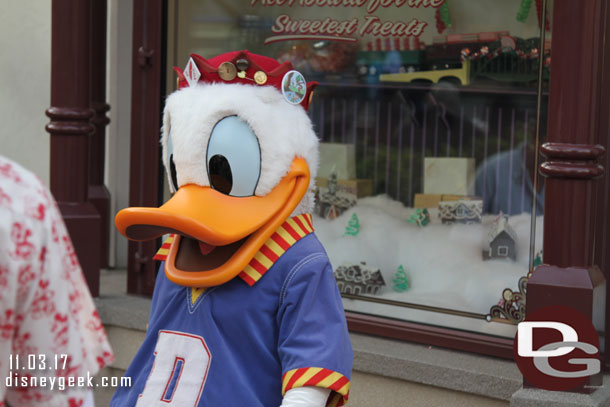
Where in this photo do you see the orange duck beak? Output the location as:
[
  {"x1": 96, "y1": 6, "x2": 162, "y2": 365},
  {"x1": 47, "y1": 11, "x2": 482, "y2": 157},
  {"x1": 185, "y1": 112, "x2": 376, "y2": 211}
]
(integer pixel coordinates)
[{"x1": 115, "y1": 157, "x2": 310, "y2": 287}]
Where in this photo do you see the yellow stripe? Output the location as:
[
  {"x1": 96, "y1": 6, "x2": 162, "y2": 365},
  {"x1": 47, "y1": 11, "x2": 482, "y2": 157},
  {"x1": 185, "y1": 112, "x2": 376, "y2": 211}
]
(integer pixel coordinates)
[
  {"x1": 298, "y1": 214, "x2": 313, "y2": 233},
  {"x1": 277, "y1": 227, "x2": 296, "y2": 245},
  {"x1": 236, "y1": 214, "x2": 314, "y2": 287},
  {"x1": 242, "y1": 264, "x2": 262, "y2": 281},
  {"x1": 335, "y1": 381, "x2": 351, "y2": 396},
  {"x1": 294, "y1": 214, "x2": 311, "y2": 233},
  {"x1": 292, "y1": 367, "x2": 323, "y2": 388},
  {"x1": 254, "y1": 250, "x2": 274, "y2": 270},
  {"x1": 285, "y1": 218, "x2": 307, "y2": 238},
  {"x1": 266, "y1": 239, "x2": 285, "y2": 258},
  {"x1": 191, "y1": 287, "x2": 205, "y2": 304},
  {"x1": 282, "y1": 369, "x2": 297, "y2": 395},
  {"x1": 317, "y1": 372, "x2": 343, "y2": 388},
  {"x1": 155, "y1": 235, "x2": 175, "y2": 257}
]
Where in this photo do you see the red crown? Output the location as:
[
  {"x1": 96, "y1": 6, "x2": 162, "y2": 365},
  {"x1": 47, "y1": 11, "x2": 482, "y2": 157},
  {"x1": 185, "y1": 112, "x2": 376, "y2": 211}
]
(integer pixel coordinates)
[{"x1": 174, "y1": 50, "x2": 317, "y2": 111}]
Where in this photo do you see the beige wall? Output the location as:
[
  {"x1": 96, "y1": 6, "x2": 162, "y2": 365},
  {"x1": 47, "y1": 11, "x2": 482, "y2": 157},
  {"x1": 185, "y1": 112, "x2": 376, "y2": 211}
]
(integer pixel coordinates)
[
  {"x1": 0, "y1": 1, "x2": 133, "y2": 268},
  {"x1": 107, "y1": 0, "x2": 133, "y2": 268},
  {"x1": 0, "y1": 1, "x2": 51, "y2": 185}
]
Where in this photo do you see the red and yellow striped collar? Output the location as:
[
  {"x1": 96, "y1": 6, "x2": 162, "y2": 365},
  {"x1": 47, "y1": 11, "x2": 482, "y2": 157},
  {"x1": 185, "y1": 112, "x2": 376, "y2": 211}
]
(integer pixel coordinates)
[{"x1": 153, "y1": 213, "x2": 314, "y2": 286}]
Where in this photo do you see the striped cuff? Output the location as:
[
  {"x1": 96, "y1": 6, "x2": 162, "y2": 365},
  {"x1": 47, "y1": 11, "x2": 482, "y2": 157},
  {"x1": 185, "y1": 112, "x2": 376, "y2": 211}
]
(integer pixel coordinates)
[{"x1": 282, "y1": 367, "x2": 350, "y2": 407}]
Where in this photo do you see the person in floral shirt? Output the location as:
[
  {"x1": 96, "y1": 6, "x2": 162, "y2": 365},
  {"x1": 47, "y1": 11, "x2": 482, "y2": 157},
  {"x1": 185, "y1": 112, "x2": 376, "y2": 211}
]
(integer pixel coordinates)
[{"x1": 0, "y1": 156, "x2": 114, "y2": 407}]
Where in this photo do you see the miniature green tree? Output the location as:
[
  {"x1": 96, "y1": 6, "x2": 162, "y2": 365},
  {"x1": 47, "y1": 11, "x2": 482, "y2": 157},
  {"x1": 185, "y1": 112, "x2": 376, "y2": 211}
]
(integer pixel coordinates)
[
  {"x1": 407, "y1": 208, "x2": 430, "y2": 227},
  {"x1": 392, "y1": 265, "x2": 410, "y2": 292},
  {"x1": 343, "y1": 213, "x2": 360, "y2": 236},
  {"x1": 533, "y1": 250, "x2": 543, "y2": 268}
]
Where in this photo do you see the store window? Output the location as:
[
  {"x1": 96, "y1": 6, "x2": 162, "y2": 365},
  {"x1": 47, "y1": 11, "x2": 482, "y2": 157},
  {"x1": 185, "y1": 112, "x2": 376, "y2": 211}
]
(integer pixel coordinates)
[{"x1": 165, "y1": 0, "x2": 551, "y2": 341}]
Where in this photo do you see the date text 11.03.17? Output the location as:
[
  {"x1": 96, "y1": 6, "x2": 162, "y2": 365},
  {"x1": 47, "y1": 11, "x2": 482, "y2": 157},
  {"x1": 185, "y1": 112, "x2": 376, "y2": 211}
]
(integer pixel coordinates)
[{"x1": 9, "y1": 354, "x2": 68, "y2": 371}]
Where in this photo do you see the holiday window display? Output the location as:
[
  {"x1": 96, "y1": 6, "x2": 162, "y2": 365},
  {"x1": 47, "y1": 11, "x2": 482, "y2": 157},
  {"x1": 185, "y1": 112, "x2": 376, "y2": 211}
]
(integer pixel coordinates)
[
  {"x1": 165, "y1": 0, "x2": 553, "y2": 341},
  {"x1": 315, "y1": 196, "x2": 541, "y2": 336},
  {"x1": 310, "y1": 104, "x2": 541, "y2": 336}
]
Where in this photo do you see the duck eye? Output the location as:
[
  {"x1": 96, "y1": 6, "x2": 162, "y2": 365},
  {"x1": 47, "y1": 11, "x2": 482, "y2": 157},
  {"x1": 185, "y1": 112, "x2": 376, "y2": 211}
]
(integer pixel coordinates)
[
  {"x1": 166, "y1": 124, "x2": 178, "y2": 192},
  {"x1": 207, "y1": 116, "x2": 261, "y2": 197},
  {"x1": 169, "y1": 154, "x2": 179, "y2": 192},
  {"x1": 208, "y1": 154, "x2": 233, "y2": 194}
]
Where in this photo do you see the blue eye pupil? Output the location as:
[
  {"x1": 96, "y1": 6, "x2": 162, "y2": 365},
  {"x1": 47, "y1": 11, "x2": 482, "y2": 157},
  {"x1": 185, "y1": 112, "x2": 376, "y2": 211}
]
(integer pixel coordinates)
[{"x1": 209, "y1": 154, "x2": 233, "y2": 195}]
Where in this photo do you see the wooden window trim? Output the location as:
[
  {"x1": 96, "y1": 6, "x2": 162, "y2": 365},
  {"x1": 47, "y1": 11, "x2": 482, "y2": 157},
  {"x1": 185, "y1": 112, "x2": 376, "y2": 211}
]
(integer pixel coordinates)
[{"x1": 126, "y1": 0, "x2": 610, "y2": 364}]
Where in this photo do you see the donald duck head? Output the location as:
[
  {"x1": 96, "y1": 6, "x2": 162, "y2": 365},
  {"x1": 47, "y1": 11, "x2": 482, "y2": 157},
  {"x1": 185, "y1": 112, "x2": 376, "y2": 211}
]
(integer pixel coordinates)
[{"x1": 115, "y1": 50, "x2": 319, "y2": 288}]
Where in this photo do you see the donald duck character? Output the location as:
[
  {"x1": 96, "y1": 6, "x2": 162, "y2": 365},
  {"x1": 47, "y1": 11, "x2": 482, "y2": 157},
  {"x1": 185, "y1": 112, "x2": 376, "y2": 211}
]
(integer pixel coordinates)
[{"x1": 111, "y1": 50, "x2": 353, "y2": 407}]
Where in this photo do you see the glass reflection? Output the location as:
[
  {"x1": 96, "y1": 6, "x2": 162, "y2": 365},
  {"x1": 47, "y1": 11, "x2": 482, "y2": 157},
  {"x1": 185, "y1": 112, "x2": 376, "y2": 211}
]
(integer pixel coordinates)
[{"x1": 166, "y1": 0, "x2": 551, "y2": 337}]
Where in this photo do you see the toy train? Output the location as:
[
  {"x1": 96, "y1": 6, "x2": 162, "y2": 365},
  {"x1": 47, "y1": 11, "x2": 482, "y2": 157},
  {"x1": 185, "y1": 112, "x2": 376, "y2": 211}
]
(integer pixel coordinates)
[{"x1": 356, "y1": 31, "x2": 550, "y2": 86}]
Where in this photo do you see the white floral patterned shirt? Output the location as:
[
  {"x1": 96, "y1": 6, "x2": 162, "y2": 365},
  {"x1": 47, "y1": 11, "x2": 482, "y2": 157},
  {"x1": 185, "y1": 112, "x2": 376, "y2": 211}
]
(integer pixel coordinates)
[{"x1": 0, "y1": 156, "x2": 114, "y2": 407}]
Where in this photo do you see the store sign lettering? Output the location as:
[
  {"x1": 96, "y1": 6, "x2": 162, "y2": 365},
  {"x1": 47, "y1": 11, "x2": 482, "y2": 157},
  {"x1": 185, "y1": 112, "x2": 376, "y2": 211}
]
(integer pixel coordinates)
[
  {"x1": 255, "y1": 0, "x2": 442, "y2": 44},
  {"x1": 252, "y1": 0, "x2": 443, "y2": 14},
  {"x1": 360, "y1": 15, "x2": 426, "y2": 36},
  {"x1": 271, "y1": 16, "x2": 360, "y2": 37}
]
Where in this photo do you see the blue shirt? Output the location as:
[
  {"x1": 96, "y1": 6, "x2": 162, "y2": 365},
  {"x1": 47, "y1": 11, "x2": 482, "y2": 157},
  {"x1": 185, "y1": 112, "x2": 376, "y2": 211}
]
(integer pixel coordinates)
[
  {"x1": 475, "y1": 143, "x2": 544, "y2": 215},
  {"x1": 110, "y1": 233, "x2": 353, "y2": 407}
]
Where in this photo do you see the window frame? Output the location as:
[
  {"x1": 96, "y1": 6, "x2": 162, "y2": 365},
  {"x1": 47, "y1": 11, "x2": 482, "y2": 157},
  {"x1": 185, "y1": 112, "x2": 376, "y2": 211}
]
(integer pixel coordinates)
[{"x1": 125, "y1": 0, "x2": 610, "y2": 364}]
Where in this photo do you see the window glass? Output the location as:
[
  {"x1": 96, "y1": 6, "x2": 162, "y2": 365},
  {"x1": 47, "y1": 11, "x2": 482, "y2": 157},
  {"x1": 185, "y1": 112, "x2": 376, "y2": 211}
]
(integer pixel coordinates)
[{"x1": 166, "y1": 0, "x2": 552, "y2": 338}]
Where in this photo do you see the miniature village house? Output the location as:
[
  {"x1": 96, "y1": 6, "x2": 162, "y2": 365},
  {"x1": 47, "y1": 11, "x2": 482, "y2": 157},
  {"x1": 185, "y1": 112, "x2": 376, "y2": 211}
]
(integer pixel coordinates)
[
  {"x1": 483, "y1": 215, "x2": 517, "y2": 261},
  {"x1": 315, "y1": 170, "x2": 357, "y2": 220},
  {"x1": 334, "y1": 262, "x2": 386, "y2": 295},
  {"x1": 438, "y1": 199, "x2": 483, "y2": 224}
]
